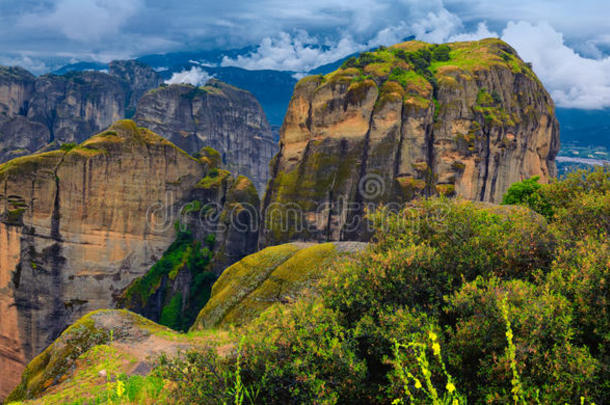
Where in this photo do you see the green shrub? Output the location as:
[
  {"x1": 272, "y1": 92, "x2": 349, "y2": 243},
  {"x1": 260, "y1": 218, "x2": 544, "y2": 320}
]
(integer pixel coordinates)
[
  {"x1": 159, "y1": 293, "x2": 182, "y2": 330},
  {"x1": 545, "y1": 236, "x2": 610, "y2": 397},
  {"x1": 431, "y1": 44, "x2": 451, "y2": 62},
  {"x1": 446, "y1": 277, "x2": 600, "y2": 403},
  {"x1": 154, "y1": 183, "x2": 606, "y2": 404},
  {"x1": 60, "y1": 142, "x2": 77, "y2": 152},
  {"x1": 501, "y1": 176, "x2": 553, "y2": 218},
  {"x1": 370, "y1": 198, "x2": 555, "y2": 282},
  {"x1": 153, "y1": 347, "x2": 234, "y2": 404},
  {"x1": 156, "y1": 300, "x2": 366, "y2": 404},
  {"x1": 318, "y1": 198, "x2": 555, "y2": 399},
  {"x1": 119, "y1": 230, "x2": 216, "y2": 331},
  {"x1": 237, "y1": 300, "x2": 367, "y2": 404}
]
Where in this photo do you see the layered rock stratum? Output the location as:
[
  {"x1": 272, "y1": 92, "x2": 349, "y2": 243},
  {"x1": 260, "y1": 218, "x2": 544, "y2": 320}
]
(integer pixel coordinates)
[
  {"x1": 0, "y1": 120, "x2": 259, "y2": 399},
  {"x1": 134, "y1": 80, "x2": 277, "y2": 192},
  {"x1": 261, "y1": 38, "x2": 560, "y2": 244}
]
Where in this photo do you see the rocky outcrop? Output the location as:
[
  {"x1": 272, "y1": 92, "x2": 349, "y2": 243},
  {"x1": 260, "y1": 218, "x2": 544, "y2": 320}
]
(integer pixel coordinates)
[
  {"x1": 0, "y1": 120, "x2": 259, "y2": 399},
  {"x1": 261, "y1": 39, "x2": 560, "y2": 244},
  {"x1": 117, "y1": 163, "x2": 260, "y2": 332},
  {"x1": 26, "y1": 71, "x2": 127, "y2": 144},
  {"x1": 0, "y1": 61, "x2": 161, "y2": 164},
  {"x1": 0, "y1": 64, "x2": 274, "y2": 195},
  {"x1": 191, "y1": 241, "x2": 367, "y2": 330},
  {"x1": 5, "y1": 309, "x2": 232, "y2": 404},
  {"x1": 0, "y1": 66, "x2": 35, "y2": 118},
  {"x1": 109, "y1": 60, "x2": 163, "y2": 116},
  {"x1": 134, "y1": 80, "x2": 277, "y2": 193}
]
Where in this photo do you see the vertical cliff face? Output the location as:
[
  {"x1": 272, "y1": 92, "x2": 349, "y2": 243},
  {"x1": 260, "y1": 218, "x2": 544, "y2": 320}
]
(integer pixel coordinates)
[
  {"x1": 134, "y1": 80, "x2": 277, "y2": 193},
  {"x1": 261, "y1": 39, "x2": 560, "y2": 245},
  {"x1": 0, "y1": 121, "x2": 259, "y2": 399},
  {"x1": 108, "y1": 60, "x2": 163, "y2": 116},
  {"x1": 0, "y1": 67, "x2": 35, "y2": 117},
  {"x1": 0, "y1": 61, "x2": 161, "y2": 163},
  {"x1": 26, "y1": 72, "x2": 128, "y2": 144}
]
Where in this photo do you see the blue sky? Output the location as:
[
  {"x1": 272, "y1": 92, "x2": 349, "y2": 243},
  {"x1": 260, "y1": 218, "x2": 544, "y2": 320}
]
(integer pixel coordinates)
[{"x1": 1, "y1": 0, "x2": 609, "y2": 108}]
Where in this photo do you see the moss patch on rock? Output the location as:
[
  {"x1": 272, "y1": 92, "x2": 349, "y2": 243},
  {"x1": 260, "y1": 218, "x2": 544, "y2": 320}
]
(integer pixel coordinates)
[{"x1": 191, "y1": 242, "x2": 367, "y2": 330}]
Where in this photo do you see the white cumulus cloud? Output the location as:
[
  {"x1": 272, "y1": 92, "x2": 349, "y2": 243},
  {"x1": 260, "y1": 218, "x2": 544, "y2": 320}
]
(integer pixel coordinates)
[
  {"x1": 164, "y1": 67, "x2": 214, "y2": 86},
  {"x1": 501, "y1": 21, "x2": 610, "y2": 109}
]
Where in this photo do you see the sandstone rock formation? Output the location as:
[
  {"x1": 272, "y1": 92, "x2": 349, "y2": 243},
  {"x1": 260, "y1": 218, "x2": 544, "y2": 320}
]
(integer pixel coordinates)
[
  {"x1": 6, "y1": 241, "x2": 365, "y2": 403},
  {"x1": 191, "y1": 241, "x2": 367, "y2": 330},
  {"x1": 0, "y1": 120, "x2": 259, "y2": 399},
  {"x1": 261, "y1": 39, "x2": 560, "y2": 244},
  {"x1": 134, "y1": 80, "x2": 277, "y2": 193},
  {"x1": 6, "y1": 309, "x2": 232, "y2": 403},
  {"x1": 0, "y1": 62, "x2": 161, "y2": 163},
  {"x1": 109, "y1": 60, "x2": 163, "y2": 116}
]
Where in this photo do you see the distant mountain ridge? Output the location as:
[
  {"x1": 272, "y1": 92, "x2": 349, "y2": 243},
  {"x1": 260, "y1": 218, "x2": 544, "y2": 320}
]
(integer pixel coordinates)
[{"x1": 49, "y1": 49, "x2": 610, "y2": 150}]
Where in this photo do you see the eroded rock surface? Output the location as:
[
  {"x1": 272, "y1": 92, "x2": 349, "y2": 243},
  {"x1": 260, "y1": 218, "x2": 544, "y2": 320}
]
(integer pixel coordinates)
[
  {"x1": 134, "y1": 80, "x2": 277, "y2": 193},
  {"x1": 261, "y1": 39, "x2": 559, "y2": 244},
  {"x1": 0, "y1": 120, "x2": 258, "y2": 399}
]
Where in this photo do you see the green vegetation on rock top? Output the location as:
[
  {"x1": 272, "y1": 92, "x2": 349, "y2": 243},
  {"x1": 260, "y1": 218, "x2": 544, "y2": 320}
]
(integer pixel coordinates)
[
  {"x1": 303, "y1": 38, "x2": 537, "y2": 111},
  {"x1": 0, "y1": 120, "x2": 199, "y2": 182}
]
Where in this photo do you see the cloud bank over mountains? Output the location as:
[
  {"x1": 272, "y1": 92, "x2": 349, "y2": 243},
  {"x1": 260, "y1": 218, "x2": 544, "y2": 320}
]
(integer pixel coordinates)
[{"x1": 0, "y1": 0, "x2": 608, "y2": 109}]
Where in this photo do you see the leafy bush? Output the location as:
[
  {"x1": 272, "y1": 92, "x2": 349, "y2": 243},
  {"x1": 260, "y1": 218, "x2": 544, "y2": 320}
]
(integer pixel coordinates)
[
  {"x1": 153, "y1": 347, "x2": 234, "y2": 404},
  {"x1": 236, "y1": 300, "x2": 367, "y2": 404},
  {"x1": 60, "y1": 142, "x2": 77, "y2": 152},
  {"x1": 502, "y1": 167, "x2": 610, "y2": 238},
  {"x1": 431, "y1": 44, "x2": 451, "y2": 62},
  {"x1": 545, "y1": 236, "x2": 610, "y2": 394},
  {"x1": 446, "y1": 277, "x2": 599, "y2": 403},
  {"x1": 370, "y1": 198, "x2": 555, "y2": 281},
  {"x1": 154, "y1": 188, "x2": 606, "y2": 404},
  {"x1": 501, "y1": 176, "x2": 553, "y2": 218}
]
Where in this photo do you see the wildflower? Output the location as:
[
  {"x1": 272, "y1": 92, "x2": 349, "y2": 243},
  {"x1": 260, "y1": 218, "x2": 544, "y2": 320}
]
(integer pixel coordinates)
[
  {"x1": 432, "y1": 342, "x2": 441, "y2": 356},
  {"x1": 453, "y1": 399, "x2": 459, "y2": 405},
  {"x1": 429, "y1": 331, "x2": 438, "y2": 342},
  {"x1": 414, "y1": 379, "x2": 422, "y2": 389},
  {"x1": 446, "y1": 382, "x2": 456, "y2": 393},
  {"x1": 116, "y1": 380, "x2": 125, "y2": 398}
]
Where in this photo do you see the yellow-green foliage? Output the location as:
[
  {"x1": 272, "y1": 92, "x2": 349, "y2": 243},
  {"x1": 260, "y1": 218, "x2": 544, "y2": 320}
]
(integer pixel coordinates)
[
  {"x1": 473, "y1": 88, "x2": 517, "y2": 127},
  {"x1": 191, "y1": 243, "x2": 303, "y2": 329},
  {"x1": 219, "y1": 243, "x2": 342, "y2": 327},
  {"x1": 6, "y1": 310, "x2": 114, "y2": 402},
  {"x1": 196, "y1": 168, "x2": 232, "y2": 190},
  {"x1": 198, "y1": 146, "x2": 222, "y2": 169},
  {"x1": 226, "y1": 175, "x2": 259, "y2": 208},
  {"x1": 0, "y1": 150, "x2": 63, "y2": 179},
  {"x1": 346, "y1": 79, "x2": 377, "y2": 105},
  {"x1": 429, "y1": 38, "x2": 534, "y2": 78}
]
